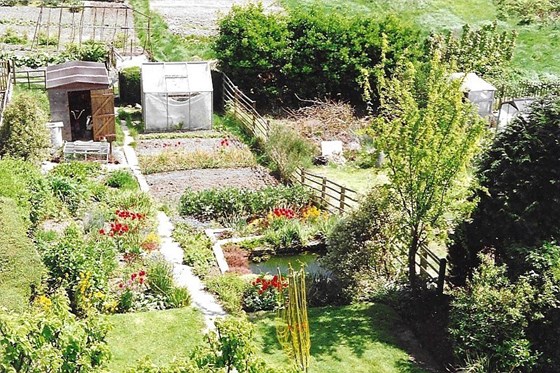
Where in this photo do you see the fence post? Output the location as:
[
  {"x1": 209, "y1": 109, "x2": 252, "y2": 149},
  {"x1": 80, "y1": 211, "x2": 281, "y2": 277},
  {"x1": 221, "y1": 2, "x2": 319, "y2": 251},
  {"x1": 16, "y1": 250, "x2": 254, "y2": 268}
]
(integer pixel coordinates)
[
  {"x1": 321, "y1": 177, "x2": 327, "y2": 203},
  {"x1": 437, "y1": 258, "x2": 447, "y2": 295},
  {"x1": 339, "y1": 187, "x2": 346, "y2": 213},
  {"x1": 234, "y1": 88, "x2": 239, "y2": 117},
  {"x1": 300, "y1": 168, "x2": 305, "y2": 185},
  {"x1": 419, "y1": 245, "x2": 428, "y2": 279},
  {"x1": 251, "y1": 101, "x2": 256, "y2": 134}
]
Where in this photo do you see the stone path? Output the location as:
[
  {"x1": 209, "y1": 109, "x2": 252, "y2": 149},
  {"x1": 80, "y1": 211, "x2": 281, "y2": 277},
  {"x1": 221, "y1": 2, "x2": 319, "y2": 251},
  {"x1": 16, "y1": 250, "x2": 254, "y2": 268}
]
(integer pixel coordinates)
[{"x1": 120, "y1": 124, "x2": 226, "y2": 331}]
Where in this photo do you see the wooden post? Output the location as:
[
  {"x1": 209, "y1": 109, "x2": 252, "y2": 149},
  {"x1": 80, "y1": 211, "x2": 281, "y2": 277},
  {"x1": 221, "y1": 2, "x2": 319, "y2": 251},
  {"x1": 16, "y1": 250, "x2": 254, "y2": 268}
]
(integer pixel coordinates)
[
  {"x1": 419, "y1": 245, "x2": 428, "y2": 279},
  {"x1": 339, "y1": 186, "x2": 346, "y2": 213},
  {"x1": 300, "y1": 168, "x2": 305, "y2": 185},
  {"x1": 321, "y1": 177, "x2": 327, "y2": 203},
  {"x1": 437, "y1": 258, "x2": 447, "y2": 295},
  {"x1": 56, "y1": 7, "x2": 63, "y2": 51}
]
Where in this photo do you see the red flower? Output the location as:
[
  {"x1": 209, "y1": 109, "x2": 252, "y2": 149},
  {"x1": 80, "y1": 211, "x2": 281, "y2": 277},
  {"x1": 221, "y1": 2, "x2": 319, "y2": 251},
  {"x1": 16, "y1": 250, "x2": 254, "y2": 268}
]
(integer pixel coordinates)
[
  {"x1": 131, "y1": 273, "x2": 137, "y2": 281},
  {"x1": 99, "y1": 229, "x2": 105, "y2": 235},
  {"x1": 139, "y1": 270, "x2": 146, "y2": 277},
  {"x1": 118, "y1": 282, "x2": 124, "y2": 289}
]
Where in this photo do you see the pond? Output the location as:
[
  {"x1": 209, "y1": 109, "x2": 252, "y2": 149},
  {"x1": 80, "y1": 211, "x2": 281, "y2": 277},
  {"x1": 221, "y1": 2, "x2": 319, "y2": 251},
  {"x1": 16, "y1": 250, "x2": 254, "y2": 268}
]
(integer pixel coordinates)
[{"x1": 249, "y1": 252, "x2": 330, "y2": 277}]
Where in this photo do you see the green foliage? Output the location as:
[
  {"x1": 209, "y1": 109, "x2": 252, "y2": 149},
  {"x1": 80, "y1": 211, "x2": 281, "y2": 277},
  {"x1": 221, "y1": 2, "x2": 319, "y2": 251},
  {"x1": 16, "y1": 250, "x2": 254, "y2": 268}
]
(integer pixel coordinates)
[
  {"x1": 147, "y1": 258, "x2": 174, "y2": 297},
  {"x1": 264, "y1": 123, "x2": 315, "y2": 181},
  {"x1": 0, "y1": 158, "x2": 55, "y2": 224},
  {"x1": 0, "y1": 197, "x2": 46, "y2": 312},
  {"x1": 449, "y1": 255, "x2": 543, "y2": 372},
  {"x1": 36, "y1": 224, "x2": 117, "y2": 314},
  {"x1": 0, "y1": 291, "x2": 111, "y2": 372},
  {"x1": 105, "y1": 169, "x2": 139, "y2": 190},
  {"x1": 172, "y1": 223, "x2": 215, "y2": 278},
  {"x1": 63, "y1": 41, "x2": 108, "y2": 62},
  {"x1": 0, "y1": 27, "x2": 27, "y2": 44},
  {"x1": 494, "y1": 0, "x2": 560, "y2": 24},
  {"x1": 215, "y1": 4, "x2": 423, "y2": 109},
  {"x1": 179, "y1": 185, "x2": 313, "y2": 223},
  {"x1": 323, "y1": 190, "x2": 402, "y2": 300},
  {"x1": 429, "y1": 21, "x2": 517, "y2": 77},
  {"x1": 48, "y1": 175, "x2": 88, "y2": 215},
  {"x1": 51, "y1": 161, "x2": 101, "y2": 183},
  {"x1": 0, "y1": 92, "x2": 50, "y2": 163},
  {"x1": 205, "y1": 274, "x2": 249, "y2": 314},
  {"x1": 372, "y1": 50, "x2": 486, "y2": 285},
  {"x1": 449, "y1": 96, "x2": 560, "y2": 283},
  {"x1": 119, "y1": 66, "x2": 141, "y2": 105}
]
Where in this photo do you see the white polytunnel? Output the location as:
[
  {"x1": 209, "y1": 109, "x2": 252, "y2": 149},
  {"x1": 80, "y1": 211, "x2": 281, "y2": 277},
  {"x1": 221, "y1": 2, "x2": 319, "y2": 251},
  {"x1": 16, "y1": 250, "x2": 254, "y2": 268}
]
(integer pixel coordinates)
[{"x1": 141, "y1": 62, "x2": 213, "y2": 132}]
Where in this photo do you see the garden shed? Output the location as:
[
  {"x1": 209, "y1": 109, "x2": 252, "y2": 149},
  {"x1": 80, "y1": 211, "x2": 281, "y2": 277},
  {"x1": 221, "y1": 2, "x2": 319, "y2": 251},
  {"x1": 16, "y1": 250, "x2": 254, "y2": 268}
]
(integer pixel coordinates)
[
  {"x1": 451, "y1": 72, "x2": 497, "y2": 117},
  {"x1": 46, "y1": 61, "x2": 115, "y2": 142},
  {"x1": 141, "y1": 62, "x2": 213, "y2": 132}
]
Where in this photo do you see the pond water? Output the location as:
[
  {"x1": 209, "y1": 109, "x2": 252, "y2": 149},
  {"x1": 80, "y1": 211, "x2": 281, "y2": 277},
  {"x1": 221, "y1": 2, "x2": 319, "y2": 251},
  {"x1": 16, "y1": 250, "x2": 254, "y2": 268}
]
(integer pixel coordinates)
[{"x1": 249, "y1": 252, "x2": 329, "y2": 276}]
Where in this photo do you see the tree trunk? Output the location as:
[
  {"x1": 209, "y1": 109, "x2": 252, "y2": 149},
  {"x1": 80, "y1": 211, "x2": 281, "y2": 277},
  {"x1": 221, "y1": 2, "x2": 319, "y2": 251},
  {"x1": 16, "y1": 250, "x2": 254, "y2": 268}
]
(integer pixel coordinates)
[{"x1": 408, "y1": 231, "x2": 420, "y2": 287}]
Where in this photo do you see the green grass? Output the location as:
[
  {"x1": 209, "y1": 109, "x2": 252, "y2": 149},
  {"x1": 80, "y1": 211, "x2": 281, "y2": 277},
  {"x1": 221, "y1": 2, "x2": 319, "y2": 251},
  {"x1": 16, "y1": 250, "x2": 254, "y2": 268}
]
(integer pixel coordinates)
[
  {"x1": 280, "y1": 0, "x2": 560, "y2": 76},
  {"x1": 0, "y1": 197, "x2": 46, "y2": 312},
  {"x1": 129, "y1": 0, "x2": 215, "y2": 61},
  {"x1": 105, "y1": 307, "x2": 205, "y2": 372},
  {"x1": 308, "y1": 164, "x2": 388, "y2": 195},
  {"x1": 252, "y1": 303, "x2": 430, "y2": 373}
]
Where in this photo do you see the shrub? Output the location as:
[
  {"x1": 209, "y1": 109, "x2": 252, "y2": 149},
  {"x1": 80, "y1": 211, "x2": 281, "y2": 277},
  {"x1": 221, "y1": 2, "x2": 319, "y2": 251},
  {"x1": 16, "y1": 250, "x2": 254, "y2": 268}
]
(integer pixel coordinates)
[
  {"x1": 449, "y1": 96, "x2": 560, "y2": 284},
  {"x1": 179, "y1": 185, "x2": 312, "y2": 223},
  {"x1": 146, "y1": 258, "x2": 174, "y2": 296},
  {"x1": 105, "y1": 169, "x2": 138, "y2": 190},
  {"x1": 0, "y1": 291, "x2": 111, "y2": 372},
  {"x1": 205, "y1": 274, "x2": 249, "y2": 314},
  {"x1": 0, "y1": 92, "x2": 50, "y2": 163},
  {"x1": 242, "y1": 274, "x2": 285, "y2": 312},
  {"x1": 322, "y1": 189, "x2": 403, "y2": 300},
  {"x1": 48, "y1": 175, "x2": 88, "y2": 215},
  {"x1": 119, "y1": 66, "x2": 141, "y2": 105},
  {"x1": 449, "y1": 255, "x2": 540, "y2": 372},
  {"x1": 0, "y1": 197, "x2": 46, "y2": 312},
  {"x1": 63, "y1": 40, "x2": 108, "y2": 62},
  {"x1": 264, "y1": 123, "x2": 315, "y2": 181},
  {"x1": 223, "y1": 245, "x2": 251, "y2": 274},
  {"x1": 172, "y1": 224, "x2": 215, "y2": 278},
  {"x1": 305, "y1": 273, "x2": 347, "y2": 307}
]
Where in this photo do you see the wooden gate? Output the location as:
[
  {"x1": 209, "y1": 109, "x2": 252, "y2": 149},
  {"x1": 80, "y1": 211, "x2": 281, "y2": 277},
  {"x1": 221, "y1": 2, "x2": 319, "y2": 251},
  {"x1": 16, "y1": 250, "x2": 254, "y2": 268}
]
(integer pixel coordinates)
[{"x1": 91, "y1": 88, "x2": 115, "y2": 141}]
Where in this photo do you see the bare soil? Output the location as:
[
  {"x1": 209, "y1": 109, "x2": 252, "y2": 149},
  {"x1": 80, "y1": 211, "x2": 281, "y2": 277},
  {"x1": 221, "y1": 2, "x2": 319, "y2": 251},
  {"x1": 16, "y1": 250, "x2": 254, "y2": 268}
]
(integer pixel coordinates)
[{"x1": 145, "y1": 166, "x2": 278, "y2": 206}]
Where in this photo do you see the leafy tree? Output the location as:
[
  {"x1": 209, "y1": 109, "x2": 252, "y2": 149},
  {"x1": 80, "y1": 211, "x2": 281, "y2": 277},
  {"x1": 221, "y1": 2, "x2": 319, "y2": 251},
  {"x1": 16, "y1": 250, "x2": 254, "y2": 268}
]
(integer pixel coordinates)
[
  {"x1": 448, "y1": 95, "x2": 560, "y2": 283},
  {"x1": 371, "y1": 50, "x2": 487, "y2": 285},
  {"x1": 0, "y1": 92, "x2": 50, "y2": 163}
]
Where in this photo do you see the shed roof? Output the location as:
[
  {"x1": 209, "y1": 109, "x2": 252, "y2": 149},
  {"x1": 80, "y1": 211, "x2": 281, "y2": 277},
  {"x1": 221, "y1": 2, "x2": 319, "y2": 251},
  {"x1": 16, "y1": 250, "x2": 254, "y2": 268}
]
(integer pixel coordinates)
[
  {"x1": 46, "y1": 61, "x2": 110, "y2": 90},
  {"x1": 450, "y1": 72, "x2": 496, "y2": 92},
  {"x1": 141, "y1": 62, "x2": 213, "y2": 94}
]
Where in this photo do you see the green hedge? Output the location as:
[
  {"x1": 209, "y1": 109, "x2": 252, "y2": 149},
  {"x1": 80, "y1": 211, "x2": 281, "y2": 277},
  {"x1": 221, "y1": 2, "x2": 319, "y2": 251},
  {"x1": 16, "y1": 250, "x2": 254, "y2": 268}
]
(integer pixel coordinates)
[
  {"x1": 0, "y1": 197, "x2": 46, "y2": 312},
  {"x1": 215, "y1": 4, "x2": 423, "y2": 110},
  {"x1": 119, "y1": 66, "x2": 141, "y2": 105}
]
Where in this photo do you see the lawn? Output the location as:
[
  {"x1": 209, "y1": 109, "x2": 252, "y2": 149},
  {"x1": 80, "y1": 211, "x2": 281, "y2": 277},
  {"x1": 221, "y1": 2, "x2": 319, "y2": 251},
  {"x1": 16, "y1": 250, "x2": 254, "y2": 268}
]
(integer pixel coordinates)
[
  {"x1": 252, "y1": 303, "x2": 431, "y2": 373},
  {"x1": 105, "y1": 307, "x2": 206, "y2": 372},
  {"x1": 280, "y1": 0, "x2": 560, "y2": 76},
  {"x1": 308, "y1": 164, "x2": 389, "y2": 195}
]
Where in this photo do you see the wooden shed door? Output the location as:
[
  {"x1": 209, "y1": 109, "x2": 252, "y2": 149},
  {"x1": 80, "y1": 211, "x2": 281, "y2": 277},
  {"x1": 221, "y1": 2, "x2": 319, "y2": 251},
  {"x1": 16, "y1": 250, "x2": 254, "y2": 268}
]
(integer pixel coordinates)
[{"x1": 91, "y1": 89, "x2": 116, "y2": 141}]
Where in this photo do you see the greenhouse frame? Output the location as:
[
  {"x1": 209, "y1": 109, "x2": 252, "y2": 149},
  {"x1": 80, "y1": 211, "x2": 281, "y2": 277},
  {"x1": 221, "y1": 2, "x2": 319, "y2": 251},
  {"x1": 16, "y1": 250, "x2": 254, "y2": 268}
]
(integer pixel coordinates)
[{"x1": 141, "y1": 62, "x2": 213, "y2": 132}]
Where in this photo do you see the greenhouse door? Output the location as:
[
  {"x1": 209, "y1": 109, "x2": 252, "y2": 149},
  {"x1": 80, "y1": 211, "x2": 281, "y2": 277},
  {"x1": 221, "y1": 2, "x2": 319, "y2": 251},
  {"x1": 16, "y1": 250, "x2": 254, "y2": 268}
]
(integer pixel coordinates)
[{"x1": 91, "y1": 89, "x2": 116, "y2": 141}]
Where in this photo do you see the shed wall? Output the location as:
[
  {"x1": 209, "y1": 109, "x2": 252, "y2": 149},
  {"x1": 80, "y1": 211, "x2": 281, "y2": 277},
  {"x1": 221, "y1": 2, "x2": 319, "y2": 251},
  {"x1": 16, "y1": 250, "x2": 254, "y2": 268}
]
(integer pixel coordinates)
[{"x1": 48, "y1": 90, "x2": 71, "y2": 141}]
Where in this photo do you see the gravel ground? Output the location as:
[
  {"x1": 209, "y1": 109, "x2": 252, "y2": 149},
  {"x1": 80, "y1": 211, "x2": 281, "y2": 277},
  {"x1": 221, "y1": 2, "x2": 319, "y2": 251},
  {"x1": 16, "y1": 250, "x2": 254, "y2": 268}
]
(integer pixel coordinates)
[
  {"x1": 149, "y1": 0, "x2": 282, "y2": 37},
  {"x1": 145, "y1": 166, "x2": 278, "y2": 207},
  {"x1": 136, "y1": 137, "x2": 245, "y2": 156}
]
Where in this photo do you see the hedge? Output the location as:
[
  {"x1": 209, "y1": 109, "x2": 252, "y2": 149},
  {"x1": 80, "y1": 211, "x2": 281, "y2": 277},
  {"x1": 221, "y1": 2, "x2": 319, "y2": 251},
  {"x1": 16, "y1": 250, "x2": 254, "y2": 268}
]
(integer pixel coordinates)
[{"x1": 118, "y1": 66, "x2": 141, "y2": 105}]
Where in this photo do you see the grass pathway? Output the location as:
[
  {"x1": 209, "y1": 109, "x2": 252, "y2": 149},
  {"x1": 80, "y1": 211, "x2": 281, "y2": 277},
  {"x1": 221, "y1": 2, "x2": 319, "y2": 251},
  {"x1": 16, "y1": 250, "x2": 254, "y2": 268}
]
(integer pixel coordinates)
[{"x1": 120, "y1": 123, "x2": 226, "y2": 330}]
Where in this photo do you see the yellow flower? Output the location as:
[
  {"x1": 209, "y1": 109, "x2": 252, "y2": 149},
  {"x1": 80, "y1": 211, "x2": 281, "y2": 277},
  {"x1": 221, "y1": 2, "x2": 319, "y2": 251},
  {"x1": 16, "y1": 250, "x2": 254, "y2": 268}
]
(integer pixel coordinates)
[{"x1": 35, "y1": 295, "x2": 52, "y2": 310}]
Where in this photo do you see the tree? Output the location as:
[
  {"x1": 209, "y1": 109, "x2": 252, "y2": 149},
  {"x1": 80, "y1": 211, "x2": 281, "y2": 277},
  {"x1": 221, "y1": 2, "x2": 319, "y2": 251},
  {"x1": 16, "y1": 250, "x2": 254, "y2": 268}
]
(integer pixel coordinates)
[
  {"x1": 371, "y1": 49, "x2": 486, "y2": 285},
  {"x1": 0, "y1": 92, "x2": 50, "y2": 163},
  {"x1": 448, "y1": 95, "x2": 560, "y2": 284}
]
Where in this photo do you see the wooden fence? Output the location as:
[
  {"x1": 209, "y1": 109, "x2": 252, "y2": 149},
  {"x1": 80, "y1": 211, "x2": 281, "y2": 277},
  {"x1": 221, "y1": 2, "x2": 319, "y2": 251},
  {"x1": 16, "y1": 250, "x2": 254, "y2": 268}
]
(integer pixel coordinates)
[
  {"x1": 12, "y1": 67, "x2": 47, "y2": 90},
  {"x1": 0, "y1": 60, "x2": 14, "y2": 127},
  {"x1": 495, "y1": 81, "x2": 560, "y2": 107},
  {"x1": 221, "y1": 72, "x2": 447, "y2": 291}
]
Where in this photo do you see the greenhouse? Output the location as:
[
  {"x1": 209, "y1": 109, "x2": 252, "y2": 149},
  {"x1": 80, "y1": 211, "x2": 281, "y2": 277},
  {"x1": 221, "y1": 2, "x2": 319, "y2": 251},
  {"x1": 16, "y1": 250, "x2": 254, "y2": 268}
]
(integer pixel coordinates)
[
  {"x1": 141, "y1": 62, "x2": 213, "y2": 132},
  {"x1": 451, "y1": 72, "x2": 497, "y2": 118}
]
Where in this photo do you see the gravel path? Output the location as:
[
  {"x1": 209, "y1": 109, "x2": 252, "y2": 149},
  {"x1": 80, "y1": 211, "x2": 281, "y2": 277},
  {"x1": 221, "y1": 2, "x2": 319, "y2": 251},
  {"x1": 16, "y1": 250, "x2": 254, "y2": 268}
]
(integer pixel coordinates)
[{"x1": 149, "y1": 0, "x2": 282, "y2": 37}]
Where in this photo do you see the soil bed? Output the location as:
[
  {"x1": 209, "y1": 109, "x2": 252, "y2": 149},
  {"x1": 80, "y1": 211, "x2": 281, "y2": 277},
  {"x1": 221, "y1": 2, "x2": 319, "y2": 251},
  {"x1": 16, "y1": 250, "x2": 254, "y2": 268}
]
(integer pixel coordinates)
[
  {"x1": 136, "y1": 137, "x2": 241, "y2": 157},
  {"x1": 145, "y1": 166, "x2": 278, "y2": 206}
]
